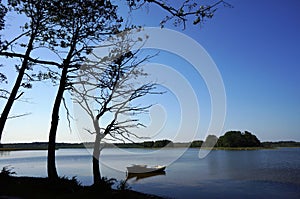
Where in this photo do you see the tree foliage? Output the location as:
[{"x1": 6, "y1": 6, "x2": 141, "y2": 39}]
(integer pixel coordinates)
[
  {"x1": 217, "y1": 131, "x2": 261, "y2": 147},
  {"x1": 0, "y1": 0, "x2": 7, "y2": 48},
  {"x1": 203, "y1": 135, "x2": 218, "y2": 147},
  {"x1": 0, "y1": 0, "x2": 8, "y2": 96},
  {"x1": 153, "y1": 139, "x2": 173, "y2": 148},
  {"x1": 143, "y1": 141, "x2": 154, "y2": 148},
  {"x1": 0, "y1": 0, "x2": 64, "y2": 142},
  {"x1": 190, "y1": 140, "x2": 203, "y2": 147}
]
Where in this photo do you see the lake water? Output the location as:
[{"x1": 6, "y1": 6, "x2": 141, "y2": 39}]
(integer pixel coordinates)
[{"x1": 1, "y1": 148, "x2": 300, "y2": 198}]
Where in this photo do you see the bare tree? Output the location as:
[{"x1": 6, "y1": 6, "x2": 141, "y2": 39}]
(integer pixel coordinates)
[{"x1": 72, "y1": 34, "x2": 160, "y2": 184}]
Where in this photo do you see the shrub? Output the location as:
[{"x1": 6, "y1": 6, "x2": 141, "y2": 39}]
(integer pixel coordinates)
[{"x1": 0, "y1": 166, "x2": 16, "y2": 178}]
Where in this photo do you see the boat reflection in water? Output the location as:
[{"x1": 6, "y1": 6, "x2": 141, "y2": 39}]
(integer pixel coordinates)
[
  {"x1": 127, "y1": 165, "x2": 166, "y2": 173},
  {"x1": 126, "y1": 164, "x2": 166, "y2": 181},
  {"x1": 126, "y1": 170, "x2": 166, "y2": 181}
]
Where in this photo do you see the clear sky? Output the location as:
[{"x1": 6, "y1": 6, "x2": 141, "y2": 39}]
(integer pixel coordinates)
[{"x1": 0, "y1": 0, "x2": 300, "y2": 143}]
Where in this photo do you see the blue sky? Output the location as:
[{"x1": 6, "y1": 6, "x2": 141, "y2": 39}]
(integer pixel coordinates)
[{"x1": 0, "y1": 0, "x2": 300, "y2": 143}]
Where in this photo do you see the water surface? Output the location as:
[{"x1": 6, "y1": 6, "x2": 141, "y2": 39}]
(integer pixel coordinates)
[{"x1": 1, "y1": 148, "x2": 299, "y2": 198}]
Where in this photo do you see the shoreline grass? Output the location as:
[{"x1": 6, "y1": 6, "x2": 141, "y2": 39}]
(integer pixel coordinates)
[{"x1": 0, "y1": 175, "x2": 164, "y2": 199}]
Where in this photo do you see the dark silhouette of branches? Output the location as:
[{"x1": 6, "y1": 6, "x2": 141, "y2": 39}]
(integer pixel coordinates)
[
  {"x1": 127, "y1": 0, "x2": 232, "y2": 29},
  {"x1": 73, "y1": 33, "x2": 162, "y2": 184},
  {"x1": 0, "y1": 0, "x2": 68, "y2": 143},
  {"x1": 7, "y1": 112, "x2": 31, "y2": 119},
  {"x1": 0, "y1": 52, "x2": 61, "y2": 67},
  {"x1": 0, "y1": 0, "x2": 229, "y2": 183},
  {"x1": 0, "y1": 0, "x2": 7, "y2": 50},
  {"x1": 45, "y1": 0, "x2": 124, "y2": 181}
]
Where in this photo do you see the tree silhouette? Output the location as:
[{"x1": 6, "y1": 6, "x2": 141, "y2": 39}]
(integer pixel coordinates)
[
  {"x1": 127, "y1": 0, "x2": 231, "y2": 29},
  {"x1": 43, "y1": 0, "x2": 123, "y2": 181},
  {"x1": 0, "y1": 1, "x2": 8, "y2": 147},
  {"x1": 217, "y1": 131, "x2": 261, "y2": 147},
  {"x1": 0, "y1": 0, "x2": 230, "y2": 179},
  {"x1": 0, "y1": 0, "x2": 8, "y2": 103},
  {"x1": 72, "y1": 33, "x2": 160, "y2": 184},
  {"x1": 45, "y1": 0, "x2": 228, "y2": 181},
  {"x1": 0, "y1": 0, "x2": 6, "y2": 48},
  {"x1": 203, "y1": 135, "x2": 218, "y2": 147},
  {"x1": 0, "y1": 0, "x2": 64, "y2": 143}
]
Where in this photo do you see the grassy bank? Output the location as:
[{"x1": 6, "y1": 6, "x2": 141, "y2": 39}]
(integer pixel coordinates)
[{"x1": 0, "y1": 175, "x2": 164, "y2": 199}]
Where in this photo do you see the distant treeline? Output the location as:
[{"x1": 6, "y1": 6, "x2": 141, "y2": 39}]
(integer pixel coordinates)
[
  {"x1": 187, "y1": 131, "x2": 261, "y2": 148},
  {"x1": 1, "y1": 131, "x2": 300, "y2": 150},
  {"x1": 261, "y1": 141, "x2": 300, "y2": 148},
  {"x1": 1, "y1": 142, "x2": 86, "y2": 150}
]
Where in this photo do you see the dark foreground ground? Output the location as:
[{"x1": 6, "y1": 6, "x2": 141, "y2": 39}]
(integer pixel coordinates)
[{"x1": 0, "y1": 175, "x2": 164, "y2": 199}]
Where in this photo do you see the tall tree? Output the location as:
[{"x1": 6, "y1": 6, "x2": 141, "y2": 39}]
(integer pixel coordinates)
[
  {"x1": 0, "y1": 0, "x2": 62, "y2": 142},
  {"x1": 73, "y1": 36, "x2": 159, "y2": 184},
  {"x1": 44, "y1": 0, "x2": 123, "y2": 180}
]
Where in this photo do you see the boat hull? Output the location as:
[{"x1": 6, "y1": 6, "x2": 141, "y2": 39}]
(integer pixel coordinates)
[{"x1": 127, "y1": 165, "x2": 166, "y2": 174}]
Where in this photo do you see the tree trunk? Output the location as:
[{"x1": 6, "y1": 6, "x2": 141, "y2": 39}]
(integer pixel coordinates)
[
  {"x1": 47, "y1": 64, "x2": 68, "y2": 181},
  {"x1": 47, "y1": 32, "x2": 77, "y2": 181},
  {"x1": 0, "y1": 33, "x2": 35, "y2": 142},
  {"x1": 93, "y1": 133, "x2": 102, "y2": 185}
]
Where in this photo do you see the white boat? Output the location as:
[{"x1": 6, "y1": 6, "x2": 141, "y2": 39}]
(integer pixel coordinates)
[
  {"x1": 126, "y1": 164, "x2": 166, "y2": 174},
  {"x1": 126, "y1": 170, "x2": 166, "y2": 181}
]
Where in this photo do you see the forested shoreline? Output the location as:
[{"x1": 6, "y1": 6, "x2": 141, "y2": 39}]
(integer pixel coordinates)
[{"x1": 1, "y1": 131, "x2": 299, "y2": 151}]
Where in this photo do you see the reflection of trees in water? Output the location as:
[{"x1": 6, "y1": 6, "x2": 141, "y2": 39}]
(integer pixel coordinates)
[{"x1": 0, "y1": 150, "x2": 10, "y2": 157}]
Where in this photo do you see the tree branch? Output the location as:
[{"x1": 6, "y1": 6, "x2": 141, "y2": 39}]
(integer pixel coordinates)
[
  {"x1": 7, "y1": 112, "x2": 31, "y2": 119},
  {"x1": 0, "y1": 51, "x2": 61, "y2": 67},
  {"x1": 62, "y1": 97, "x2": 73, "y2": 133}
]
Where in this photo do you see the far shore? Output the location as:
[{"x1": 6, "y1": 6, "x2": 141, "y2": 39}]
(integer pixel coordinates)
[{"x1": 1, "y1": 143, "x2": 299, "y2": 152}]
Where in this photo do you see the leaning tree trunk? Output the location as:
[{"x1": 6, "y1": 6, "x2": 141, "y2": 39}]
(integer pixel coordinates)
[
  {"x1": 47, "y1": 64, "x2": 68, "y2": 181},
  {"x1": 47, "y1": 34, "x2": 77, "y2": 181},
  {"x1": 93, "y1": 133, "x2": 102, "y2": 185},
  {"x1": 0, "y1": 32, "x2": 35, "y2": 143}
]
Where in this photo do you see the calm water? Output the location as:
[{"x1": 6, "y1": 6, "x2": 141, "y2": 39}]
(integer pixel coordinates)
[{"x1": 1, "y1": 148, "x2": 300, "y2": 198}]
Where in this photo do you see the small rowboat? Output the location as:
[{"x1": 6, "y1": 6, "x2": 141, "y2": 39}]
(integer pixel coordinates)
[
  {"x1": 126, "y1": 164, "x2": 166, "y2": 174},
  {"x1": 126, "y1": 170, "x2": 166, "y2": 181}
]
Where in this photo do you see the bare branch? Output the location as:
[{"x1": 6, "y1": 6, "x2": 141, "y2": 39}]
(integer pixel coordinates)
[
  {"x1": 14, "y1": 92, "x2": 24, "y2": 100},
  {"x1": 62, "y1": 97, "x2": 73, "y2": 133},
  {"x1": 84, "y1": 128, "x2": 96, "y2": 135},
  {"x1": 72, "y1": 29, "x2": 164, "y2": 149},
  {"x1": 7, "y1": 112, "x2": 31, "y2": 119},
  {"x1": 0, "y1": 31, "x2": 30, "y2": 53},
  {"x1": 129, "y1": 0, "x2": 232, "y2": 29},
  {"x1": 0, "y1": 51, "x2": 61, "y2": 67}
]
